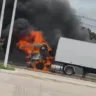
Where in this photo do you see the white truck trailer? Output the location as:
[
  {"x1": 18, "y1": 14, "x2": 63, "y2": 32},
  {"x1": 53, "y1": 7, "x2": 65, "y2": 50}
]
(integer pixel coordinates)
[{"x1": 50, "y1": 37, "x2": 96, "y2": 77}]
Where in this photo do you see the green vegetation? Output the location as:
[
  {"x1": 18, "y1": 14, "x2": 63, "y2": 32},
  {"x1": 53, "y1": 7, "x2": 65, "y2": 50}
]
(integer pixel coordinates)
[
  {"x1": 89, "y1": 31, "x2": 96, "y2": 40},
  {"x1": 0, "y1": 63, "x2": 15, "y2": 71}
]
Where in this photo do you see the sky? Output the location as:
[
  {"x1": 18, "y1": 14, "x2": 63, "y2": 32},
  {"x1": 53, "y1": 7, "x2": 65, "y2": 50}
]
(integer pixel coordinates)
[{"x1": 68, "y1": 0, "x2": 96, "y2": 33}]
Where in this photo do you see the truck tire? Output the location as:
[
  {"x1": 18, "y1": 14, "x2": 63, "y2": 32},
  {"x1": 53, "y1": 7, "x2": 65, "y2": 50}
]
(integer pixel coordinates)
[
  {"x1": 35, "y1": 62, "x2": 44, "y2": 70},
  {"x1": 63, "y1": 65, "x2": 75, "y2": 76}
]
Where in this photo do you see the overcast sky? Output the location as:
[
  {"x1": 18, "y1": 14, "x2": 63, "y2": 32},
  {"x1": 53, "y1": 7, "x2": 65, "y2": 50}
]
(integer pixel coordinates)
[
  {"x1": 68, "y1": 0, "x2": 96, "y2": 32},
  {"x1": 69, "y1": 0, "x2": 96, "y2": 19}
]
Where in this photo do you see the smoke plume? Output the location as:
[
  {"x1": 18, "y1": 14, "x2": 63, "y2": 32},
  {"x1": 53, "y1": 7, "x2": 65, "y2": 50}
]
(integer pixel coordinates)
[{"x1": 1, "y1": 0, "x2": 89, "y2": 55}]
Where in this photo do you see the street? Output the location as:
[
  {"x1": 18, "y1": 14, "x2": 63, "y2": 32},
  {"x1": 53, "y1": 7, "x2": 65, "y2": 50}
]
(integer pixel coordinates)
[{"x1": 0, "y1": 69, "x2": 96, "y2": 96}]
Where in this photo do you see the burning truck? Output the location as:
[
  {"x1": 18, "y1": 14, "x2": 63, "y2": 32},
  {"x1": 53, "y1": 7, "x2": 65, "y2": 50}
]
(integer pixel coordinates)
[
  {"x1": 16, "y1": 29, "x2": 54, "y2": 71},
  {"x1": 1, "y1": 26, "x2": 54, "y2": 72},
  {"x1": 1, "y1": 22, "x2": 96, "y2": 78},
  {"x1": 0, "y1": 0, "x2": 95, "y2": 78}
]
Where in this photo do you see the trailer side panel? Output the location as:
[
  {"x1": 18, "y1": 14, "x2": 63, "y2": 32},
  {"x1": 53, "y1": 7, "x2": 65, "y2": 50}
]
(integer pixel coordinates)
[{"x1": 55, "y1": 37, "x2": 96, "y2": 69}]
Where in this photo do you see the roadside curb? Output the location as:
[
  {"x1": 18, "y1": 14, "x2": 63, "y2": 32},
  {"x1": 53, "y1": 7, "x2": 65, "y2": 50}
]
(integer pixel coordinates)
[
  {"x1": 0, "y1": 69, "x2": 17, "y2": 73},
  {"x1": 0, "y1": 68, "x2": 96, "y2": 88}
]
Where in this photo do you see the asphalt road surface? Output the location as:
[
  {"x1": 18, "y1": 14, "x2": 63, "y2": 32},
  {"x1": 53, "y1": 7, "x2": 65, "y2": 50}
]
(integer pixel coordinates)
[{"x1": 0, "y1": 69, "x2": 96, "y2": 96}]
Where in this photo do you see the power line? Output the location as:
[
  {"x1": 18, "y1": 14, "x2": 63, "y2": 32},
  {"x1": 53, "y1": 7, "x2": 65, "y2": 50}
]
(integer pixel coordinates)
[
  {"x1": 76, "y1": 15, "x2": 96, "y2": 28},
  {"x1": 76, "y1": 15, "x2": 96, "y2": 22},
  {"x1": 81, "y1": 22, "x2": 96, "y2": 28}
]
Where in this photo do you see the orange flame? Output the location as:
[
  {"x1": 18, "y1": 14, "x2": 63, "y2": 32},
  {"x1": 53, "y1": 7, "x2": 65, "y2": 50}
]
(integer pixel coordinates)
[{"x1": 16, "y1": 30, "x2": 53, "y2": 71}]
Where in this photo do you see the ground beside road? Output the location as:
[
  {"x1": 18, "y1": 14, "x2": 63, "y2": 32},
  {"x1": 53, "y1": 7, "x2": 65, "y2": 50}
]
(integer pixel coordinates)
[{"x1": 0, "y1": 69, "x2": 96, "y2": 96}]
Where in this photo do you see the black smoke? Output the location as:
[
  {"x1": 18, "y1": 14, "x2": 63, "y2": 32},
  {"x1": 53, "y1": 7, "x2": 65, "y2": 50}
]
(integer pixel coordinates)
[{"x1": 1, "y1": 0, "x2": 89, "y2": 55}]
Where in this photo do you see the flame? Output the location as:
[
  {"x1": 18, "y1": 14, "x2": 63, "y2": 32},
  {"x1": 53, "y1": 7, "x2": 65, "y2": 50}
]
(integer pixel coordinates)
[
  {"x1": 16, "y1": 30, "x2": 51, "y2": 53},
  {"x1": 16, "y1": 30, "x2": 53, "y2": 71}
]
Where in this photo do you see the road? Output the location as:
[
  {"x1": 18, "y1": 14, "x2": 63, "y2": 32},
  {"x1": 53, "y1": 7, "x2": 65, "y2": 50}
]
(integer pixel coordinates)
[{"x1": 0, "y1": 69, "x2": 96, "y2": 96}]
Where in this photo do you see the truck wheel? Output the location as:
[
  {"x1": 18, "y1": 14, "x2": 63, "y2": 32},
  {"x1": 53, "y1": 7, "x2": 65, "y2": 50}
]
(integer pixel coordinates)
[
  {"x1": 63, "y1": 65, "x2": 75, "y2": 76},
  {"x1": 35, "y1": 63, "x2": 44, "y2": 70}
]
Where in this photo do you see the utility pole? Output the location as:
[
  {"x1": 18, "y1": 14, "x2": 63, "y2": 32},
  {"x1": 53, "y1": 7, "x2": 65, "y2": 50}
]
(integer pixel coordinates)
[
  {"x1": 0, "y1": 0, "x2": 6, "y2": 37},
  {"x1": 4, "y1": 0, "x2": 18, "y2": 67}
]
